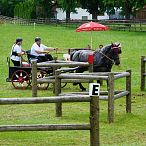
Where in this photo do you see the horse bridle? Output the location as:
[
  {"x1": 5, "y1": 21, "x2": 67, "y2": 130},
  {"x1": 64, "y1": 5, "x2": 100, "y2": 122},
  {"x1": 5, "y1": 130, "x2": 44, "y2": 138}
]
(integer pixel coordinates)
[{"x1": 98, "y1": 50, "x2": 114, "y2": 63}]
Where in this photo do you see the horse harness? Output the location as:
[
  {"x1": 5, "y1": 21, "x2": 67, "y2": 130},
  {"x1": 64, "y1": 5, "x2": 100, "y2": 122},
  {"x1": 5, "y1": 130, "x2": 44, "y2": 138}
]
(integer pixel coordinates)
[{"x1": 97, "y1": 50, "x2": 114, "y2": 64}]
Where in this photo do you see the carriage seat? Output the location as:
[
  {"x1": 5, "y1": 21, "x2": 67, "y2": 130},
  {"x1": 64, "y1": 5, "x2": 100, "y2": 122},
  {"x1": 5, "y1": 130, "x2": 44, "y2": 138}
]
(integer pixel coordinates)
[{"x1": 26, "y1": 50, "x2": 38, "y2": 64}]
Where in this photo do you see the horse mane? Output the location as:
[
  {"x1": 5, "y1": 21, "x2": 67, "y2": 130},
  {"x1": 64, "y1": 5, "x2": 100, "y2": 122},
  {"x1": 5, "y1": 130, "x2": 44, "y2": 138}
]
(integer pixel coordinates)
[{"x1": 95, "y1": 44, "x2": 111, "y2": 54}]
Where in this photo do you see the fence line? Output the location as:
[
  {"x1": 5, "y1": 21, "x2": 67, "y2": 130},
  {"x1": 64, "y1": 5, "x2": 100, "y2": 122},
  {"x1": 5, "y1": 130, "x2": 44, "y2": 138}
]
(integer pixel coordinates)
[
  {"x1": 31, "y1": 60, "x2": 131, "y2": 123},
  {"x1": 0, "y1": 95, "x2": 99, "y2": 146},
  {"x1": 1, "y1": 15, "x2": 146, "y2": 31},
  {"x1": 54, "y1": 69, "x2": 131, "y2": 123}
]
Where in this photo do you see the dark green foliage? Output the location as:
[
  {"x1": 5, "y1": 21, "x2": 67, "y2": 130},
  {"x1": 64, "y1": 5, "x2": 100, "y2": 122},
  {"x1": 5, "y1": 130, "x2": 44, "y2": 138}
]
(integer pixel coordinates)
[
  {"x1": 0, "y1": 0, "x2": 146, "y2": 19},
  {"x1": 104, "y1": 0, "x2": 146, "y2": 19},
  {"x1": 14, "y1": 0, "x2": 35, "y2": 19},
  {"x1": 0, "y1": 0, "x2": 25, "y2": 17},
  {"x1": 34, "y1": 0, "x2": 54, "y2": 18},
  {"x1": 79, "y1": 0, "x2": 105, "y2": 19}
]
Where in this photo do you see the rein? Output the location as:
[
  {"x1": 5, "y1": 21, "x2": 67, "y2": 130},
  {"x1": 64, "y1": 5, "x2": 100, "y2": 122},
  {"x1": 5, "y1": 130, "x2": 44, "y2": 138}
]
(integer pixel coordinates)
[{"x1": 98, "y1": 50, "x2": 114, "y2": 63}]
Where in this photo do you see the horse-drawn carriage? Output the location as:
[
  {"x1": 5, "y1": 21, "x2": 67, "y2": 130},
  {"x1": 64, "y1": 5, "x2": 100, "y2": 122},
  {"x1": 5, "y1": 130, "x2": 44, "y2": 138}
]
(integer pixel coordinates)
[{"x1": 6, "y1": 42, "x2": 122, "y2": 91}]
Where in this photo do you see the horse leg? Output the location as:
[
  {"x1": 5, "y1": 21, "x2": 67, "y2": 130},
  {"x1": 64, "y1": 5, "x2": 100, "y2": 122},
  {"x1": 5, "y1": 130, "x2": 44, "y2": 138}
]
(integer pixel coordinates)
[
  {"x1": 73, "y1": 82, "x2": 86, "y2": 91},
  {"x1": 97, "y1": 80, "x2": 101, "y2": 84},
  {"x1": 73, "y1": 67, "x2": 86, "y2": 91},
  {"x1": 79, "y1": 83, "x2": 86, "y2": 91}
]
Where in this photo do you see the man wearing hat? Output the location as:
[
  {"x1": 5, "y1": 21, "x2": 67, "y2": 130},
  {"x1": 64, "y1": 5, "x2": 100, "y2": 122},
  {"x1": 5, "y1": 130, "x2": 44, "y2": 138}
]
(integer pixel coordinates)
[
  {"x1": 10, "y1": 38, "x2": 25, "y2": 66},
  {"x1": 30, "y1": 37, "x2": 57, "y2": 62}
]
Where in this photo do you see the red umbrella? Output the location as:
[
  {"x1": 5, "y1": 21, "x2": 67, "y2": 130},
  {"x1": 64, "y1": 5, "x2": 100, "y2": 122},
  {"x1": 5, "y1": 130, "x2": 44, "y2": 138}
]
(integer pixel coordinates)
[{"x1": 76, "y1": 21, "x2": 109, "y2": 49}]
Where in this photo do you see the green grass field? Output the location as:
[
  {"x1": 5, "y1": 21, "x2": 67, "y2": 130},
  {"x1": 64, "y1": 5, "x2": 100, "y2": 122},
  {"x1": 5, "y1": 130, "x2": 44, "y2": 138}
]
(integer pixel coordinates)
[{"x1": 0, "y1": 24, "x2": 146, "y2": 146}]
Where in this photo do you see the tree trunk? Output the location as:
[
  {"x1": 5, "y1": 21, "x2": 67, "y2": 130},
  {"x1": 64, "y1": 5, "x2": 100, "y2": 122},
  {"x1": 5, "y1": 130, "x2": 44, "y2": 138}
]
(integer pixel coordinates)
[
  {"x1": 124, "y1": 5, "x2": 132, "y2": 27},
  {"x1": 66, "y1": 9, "x2": 70, "y2": 22},
  {"x1": 125, "y1": 2, "x2": 132, "y2": 20},
  {"x1": 125, "y1": 10, "x2": 131, "y2": 20},
  {"x1": 43, "y1": 0, "x2": 51, "y2": 18},
  {"x1": 92, "y1": 11, "x2": 98, "y2": 20}
]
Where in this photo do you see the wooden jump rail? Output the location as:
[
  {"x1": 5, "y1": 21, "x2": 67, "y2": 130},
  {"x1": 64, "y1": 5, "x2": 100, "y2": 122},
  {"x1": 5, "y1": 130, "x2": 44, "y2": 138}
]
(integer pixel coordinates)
[
  {"x1": 141, "y1": 56, "x2": 146, "y2": 90},
  {"x1": 0, "y1": 95, "x2": 99, "y2": 146},
  {"x1": 31, "y1": 60, "x2": 92, "y2": 97},
  {"x1": 55, "y1": 70, "x2": 131, "y2": 123},
  {"x1": 31, "y1": 60, "x2": 131, "y2": 123}
]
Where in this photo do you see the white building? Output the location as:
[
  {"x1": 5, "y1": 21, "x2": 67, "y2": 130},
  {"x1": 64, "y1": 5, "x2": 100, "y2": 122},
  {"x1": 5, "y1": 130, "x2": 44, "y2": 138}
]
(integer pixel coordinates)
[{"x1": 56, "y1": 8, "x2": 109, "y2": 20}]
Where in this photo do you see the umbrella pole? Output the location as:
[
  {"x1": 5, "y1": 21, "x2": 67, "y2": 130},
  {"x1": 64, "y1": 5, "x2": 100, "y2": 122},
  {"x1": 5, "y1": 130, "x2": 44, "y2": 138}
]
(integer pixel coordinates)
[{"x1": 91, "y1": 31, "x2": 93, "y2": 49}]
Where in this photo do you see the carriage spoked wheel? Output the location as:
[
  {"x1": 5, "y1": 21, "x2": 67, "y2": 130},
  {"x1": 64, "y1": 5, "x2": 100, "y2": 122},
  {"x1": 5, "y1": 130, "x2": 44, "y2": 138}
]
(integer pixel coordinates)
[
  {"x1": 12, "y1": 70, "x2": 30, "y2": 89},
  {"x1": 37, "y1": 70, "x2": 49, "y2": 90}
]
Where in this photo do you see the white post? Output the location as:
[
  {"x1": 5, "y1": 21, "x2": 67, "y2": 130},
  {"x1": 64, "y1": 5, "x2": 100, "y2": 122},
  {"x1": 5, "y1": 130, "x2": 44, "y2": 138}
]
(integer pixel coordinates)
[{"x1": 33, "y1": 22, "x2": 36, "y2": 30}]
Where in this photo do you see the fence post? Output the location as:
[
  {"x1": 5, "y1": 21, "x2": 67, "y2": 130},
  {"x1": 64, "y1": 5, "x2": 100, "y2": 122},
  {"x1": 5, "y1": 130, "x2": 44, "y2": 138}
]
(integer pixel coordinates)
[
  {"x1": 141, "y1": 56, "x2": 145, "y2": 91},
  {"x1": 32, "y1": 60, "x2": 37, "y2": 97},
  {"x1": 55, "y1": 69, "x2": 62, "y2": 117},
  {"x1": 53, "y1": 66, "x2": 60, "y2": 94},
  {"x1": 108, "y1": 73, "x2": 114, "y2": 123},
  {"x1": 88, "y1": 63, "x2": 94, "y2": 84},
  {"x1": 90, "y1": 96, "x2": 100, "y2": 146},
  {"x1": 126, "y1": 70, "x2": 131, "y2": 113},
  {"x1": 89, "y1": 63, "x2": 93, "y2": 73}
]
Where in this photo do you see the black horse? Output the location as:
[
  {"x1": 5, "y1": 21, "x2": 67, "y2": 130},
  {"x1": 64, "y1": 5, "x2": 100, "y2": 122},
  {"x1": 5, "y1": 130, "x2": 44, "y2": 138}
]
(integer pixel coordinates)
[{"x1": 70, "y1": 42, "x2": 122, "y2": 91}]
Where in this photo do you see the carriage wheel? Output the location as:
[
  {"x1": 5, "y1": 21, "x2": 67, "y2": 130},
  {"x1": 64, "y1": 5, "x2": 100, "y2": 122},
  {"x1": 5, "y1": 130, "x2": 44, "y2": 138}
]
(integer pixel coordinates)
[
  {"x1": 37, "y1": 70, "x2": 49, "y2": 90},
  {"x1": 12, "y1": 70, "x2": 30, "y2": 89}
]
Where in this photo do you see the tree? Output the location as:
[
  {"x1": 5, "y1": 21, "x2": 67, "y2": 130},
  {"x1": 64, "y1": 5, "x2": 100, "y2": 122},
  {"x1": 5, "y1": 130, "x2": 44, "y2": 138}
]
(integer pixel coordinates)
[
  {"x1": 79, "y1": 0, "x2": 105, "y2": 20},
  {"x1": 0, "y1": 0, "x2": 24, "y2": 17},
  {"x1": 14, "y1": 0, "x2": 35, "y2": 19},
  {"x1": 104, "y1": 0, "x2": 146, "y2": 19},
  {"x1": 34, "y1": 0, "x2": 54, "y2": 18},
  {"x1": 57, "y1": 0, "x2": 78, "y2": 21}
]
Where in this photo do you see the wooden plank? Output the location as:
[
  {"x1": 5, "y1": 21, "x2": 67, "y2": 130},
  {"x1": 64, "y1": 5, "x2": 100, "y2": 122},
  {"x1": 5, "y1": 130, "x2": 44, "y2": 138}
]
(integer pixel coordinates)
[
  {"x1": 37, "y1": 78, "x2": 90, "y2": 83},
  {"x1": 56, "y1": 67, "x2": 79, "y2": 73},
  {"x1": 37, "y1": 62, "x2": 89, "y2": 67},
  {"x1": 59, "y1": 74, "x2": 108, "y2": 80},
  {"x1": 114, "y1": 72, "x2": 130, "y2": 80},
  {"x1": 0, "y1": 124, "x2": 90, "y2": 132},
  {"x1": 114, "y1": 91, "x2": 129, "y2": 100},
  {"x1": 0, "y1": 95, "x2": 91, "y2": 105},
  {"x1": 37, "y1": 78, "x2": 55, "y2": 83},
  {"x1": 61, "y1": 79, "x2": 89, "y2": 83},
  {"x1": 99, "y1": 96, "x2": 108, "y2": 100},
  {"x1": 59, "y1": 91, "x2": 124, "y2": 96},
  {"x1": 58, "y1": 72, "x2": 122, "y2": 76}
]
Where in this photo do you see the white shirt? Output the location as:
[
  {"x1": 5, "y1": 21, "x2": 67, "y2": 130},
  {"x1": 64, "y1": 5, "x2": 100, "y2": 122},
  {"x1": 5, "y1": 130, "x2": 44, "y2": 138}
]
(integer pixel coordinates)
[
  {"x1": 10, "y1": 44, "x2": 22, "y2": 61},
  {"x1": 31, "y1": 43, "x2": 48, "y2": 57}
]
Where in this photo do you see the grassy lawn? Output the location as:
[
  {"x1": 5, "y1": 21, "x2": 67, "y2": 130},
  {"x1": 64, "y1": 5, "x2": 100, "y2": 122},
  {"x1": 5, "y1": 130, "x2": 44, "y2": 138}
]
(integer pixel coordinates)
[{"x1": 0, "y1": 24, "x2": 146, "y2": 146}]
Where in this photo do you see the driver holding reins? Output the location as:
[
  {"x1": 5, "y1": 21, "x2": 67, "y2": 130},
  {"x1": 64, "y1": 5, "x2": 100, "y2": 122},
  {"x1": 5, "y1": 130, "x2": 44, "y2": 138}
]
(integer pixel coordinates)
[{"x1": 30, "y1": 37, "x2": 58, "y2": 62}]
